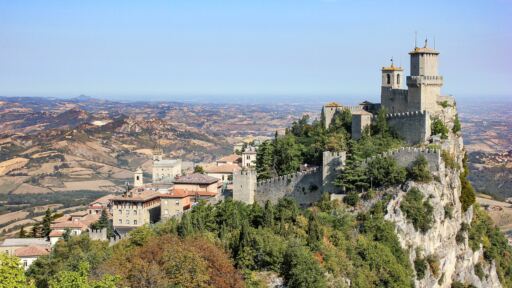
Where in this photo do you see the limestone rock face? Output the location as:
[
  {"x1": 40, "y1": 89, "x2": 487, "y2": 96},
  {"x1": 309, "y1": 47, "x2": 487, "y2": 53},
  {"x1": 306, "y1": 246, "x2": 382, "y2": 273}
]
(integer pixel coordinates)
[{"x1": 384, "y1": 115, "x2": 502, "y2": 287}]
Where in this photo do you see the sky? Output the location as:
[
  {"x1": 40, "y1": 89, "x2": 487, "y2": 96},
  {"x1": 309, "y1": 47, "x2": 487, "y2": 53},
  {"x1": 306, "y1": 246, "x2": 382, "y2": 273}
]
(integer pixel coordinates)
[{"x1": 0, "y1": 0, "x2": 510, "y2": 103}]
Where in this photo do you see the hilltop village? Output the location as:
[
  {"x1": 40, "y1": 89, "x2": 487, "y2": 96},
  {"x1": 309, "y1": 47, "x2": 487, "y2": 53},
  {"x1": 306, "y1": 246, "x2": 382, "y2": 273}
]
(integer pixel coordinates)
[{"x1": 2, "y1": 42, "x2": 511, "y2": 288}]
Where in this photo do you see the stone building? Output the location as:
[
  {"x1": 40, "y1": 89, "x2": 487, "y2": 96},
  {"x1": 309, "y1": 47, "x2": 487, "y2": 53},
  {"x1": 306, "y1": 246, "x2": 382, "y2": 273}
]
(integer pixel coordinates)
[
  {"x1": 160, "y1": 189, "x2": 193, "y2": 220},
  {"x1": 323, "y1": 40, "x2": 450, "y2": 145},
  {"x1": 242, "y1": 146, "x2": 257, "y2": 167},
  {"x1": 152, "y1": 148, "x2": 182, "y2": 185},
  {"x1": 173, "y1": 173, "x2": 221, "y2": 201},
  {"x1": 111, "y1": 188, "x2": 161, "y2": 235}
]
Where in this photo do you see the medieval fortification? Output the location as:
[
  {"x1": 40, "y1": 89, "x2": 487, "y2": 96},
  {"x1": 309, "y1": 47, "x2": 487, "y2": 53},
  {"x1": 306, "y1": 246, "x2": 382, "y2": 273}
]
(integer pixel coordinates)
[{"x1": 234, "y1": 40, "x2": 455, "y2": 205}]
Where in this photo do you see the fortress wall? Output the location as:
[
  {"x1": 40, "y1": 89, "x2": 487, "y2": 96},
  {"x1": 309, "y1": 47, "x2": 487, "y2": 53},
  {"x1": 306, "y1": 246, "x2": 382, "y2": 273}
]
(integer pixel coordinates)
[
  {"x1": 255, "y1": 167, "x2": 322, "y2": 206},
  {"x1": 322, "y1": 151, "x2": 346, "y2": 194},
  {"x1": 382, "y1": 88, "x2": 409, "y2": 113},
  {"x1": 363, "y1": 147, "x2": 443, "y2": 172},
  {"x1": 387, "y1": 110, "x2": 431, "y2": 145},
  {"x1": 88, "y1": 228, "x2": 108, "y2": 241}
]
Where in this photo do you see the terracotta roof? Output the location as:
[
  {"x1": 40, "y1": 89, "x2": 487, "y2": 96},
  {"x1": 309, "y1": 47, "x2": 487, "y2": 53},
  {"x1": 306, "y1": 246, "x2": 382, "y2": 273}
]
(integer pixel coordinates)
[
  {"x1": 161, "y1": 188, "x2": 217, "y2": 198},
  {"x1": 381, "y1": 65, "x2": 403, "y2": 71},
  {"x1": 1, "y1": 238, "x2": 49, "y2": 247},
  {"x1": 89, "y1": 194, "x2": 116, "y2": 206},
  {"x1": 205, "y1": 164, "x2": 241, "y2": 174},
  {"x1": 51, "y1": 220, "x2": 88, "y2": 230},
  {"x1": 111, "y1": 189, "x2": 161, "y2": 202},
  {"x1": 49, "y1": 230, "x2": 64, "y2": 237},
  {"x1": 217, "y1": 154, "x2": 241, "y2": 163},
  {"x1": 325, "y1": 102, "x2": 341, "y2": 107},
  {"x1": 173, "y1": 173, "x2": 219, "y2": 185},
  {"x1": 14, "y1": 246, "x2": 50, "y2": 257},
  {"x1": 69, "y1": 211, "x2": 88, "y2": 217}
]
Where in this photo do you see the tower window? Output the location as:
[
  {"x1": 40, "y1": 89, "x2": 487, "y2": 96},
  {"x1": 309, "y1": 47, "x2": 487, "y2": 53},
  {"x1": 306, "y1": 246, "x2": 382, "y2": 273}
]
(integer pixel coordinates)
[
  {"x1": 386, "y1": 74, "x2": 391, "y2": 84},
  {"x1": 397, "y1": 74, "x2": 400, "y2": 85}
]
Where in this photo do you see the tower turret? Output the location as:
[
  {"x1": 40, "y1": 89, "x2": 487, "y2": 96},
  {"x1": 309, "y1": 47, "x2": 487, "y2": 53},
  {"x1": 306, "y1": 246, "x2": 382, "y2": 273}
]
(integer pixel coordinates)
[
  {"x1": 381, "y1": 61, "x2": 404, "y2": 89},
  {"x1": 134, "y1": 167, "x2": 144, "y2": 187},
  {"x1": 406, "y1": 39, "x2": 443, "y2": 111}
]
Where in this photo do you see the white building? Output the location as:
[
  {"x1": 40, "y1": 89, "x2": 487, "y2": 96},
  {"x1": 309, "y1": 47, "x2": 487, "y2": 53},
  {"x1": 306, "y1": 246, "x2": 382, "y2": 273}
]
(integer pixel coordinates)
[
  {"x1": 242, "y1": 146, "x2": 257, "y2": 168},
  {"x1": 153, "y1": 159, "x2": 182, "y2": 185},
  {"x1": 14, "y1": 246, "x2": 50, "y2": 270}
]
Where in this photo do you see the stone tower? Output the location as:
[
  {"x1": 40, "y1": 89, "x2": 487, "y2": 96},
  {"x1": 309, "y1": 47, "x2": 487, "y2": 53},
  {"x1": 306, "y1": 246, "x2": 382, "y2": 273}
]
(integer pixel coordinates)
[
  {"x1": 407, "y1": 40, "x2": 443, "y2": 112},
  {"x1": 381, "y1": 62, "x2": 403, "y2": 90},
  {"x1": 134, "y1": 167, "x2": 144, "y2": 187},
  {"x1": 322, "y1": 151, "x2": 346, "y2": 194},
  {"x1": 233, "y1": 169, "x2": 257, "y2": 204},
  {"x1": 152, "y1": 148, "x2": 163, "y2": 162}
]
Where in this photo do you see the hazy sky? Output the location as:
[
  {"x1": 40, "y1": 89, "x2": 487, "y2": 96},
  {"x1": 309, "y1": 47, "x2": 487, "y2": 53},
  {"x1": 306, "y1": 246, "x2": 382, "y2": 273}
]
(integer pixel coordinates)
[{"x1": 0, "y1": 0, "x2": 510, "y2": 102}]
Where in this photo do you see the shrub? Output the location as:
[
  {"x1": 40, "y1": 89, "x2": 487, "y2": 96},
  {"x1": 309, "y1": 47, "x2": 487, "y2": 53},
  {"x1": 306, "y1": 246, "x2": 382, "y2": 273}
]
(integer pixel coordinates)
[
  {"x1": 441, "y1": 150, "x2": 458, "y2": 170},
  {"x1": 474, "y1": 263, "x2": 485, "y2": 280},
  {"x1": 407, "y1": 155, "x2": 432, "y2": 182},
  {"x1": 400, "y1": 188, "x2": 434, "y2": 233},
  {"x1": 282, "y1": 245, "x2": 326, "y2": 288},
  {"x1": 426, "y1": 255, "x2": 440, "y2": 277},
  {"x1": 460, "y1": 153, "x2": 475, "y2": 212},
  {"x1": 456, "y1": 223, "x2": 469, "y2": 244},
  {"x1": 431, "y1": 118, "x2": 449, "y2": 139},
  {"x1": 439, "y1": 100, "x2": 451, "y2": 108},
  {"x1": 343, "y1": 192, "x2": 360, "y2": 207},
  {"x1": 444, "y1": 204, "x2": 454, "y2": 220},
  {"x1": 452, "y1": 114, "x2": 461, "y2": 134},
  {"x1": 414, "y1": 254, "x2": 427, "y2": 280},
  {"x1": 367, "y1": 156, "x2": 407, "y2": 188}
]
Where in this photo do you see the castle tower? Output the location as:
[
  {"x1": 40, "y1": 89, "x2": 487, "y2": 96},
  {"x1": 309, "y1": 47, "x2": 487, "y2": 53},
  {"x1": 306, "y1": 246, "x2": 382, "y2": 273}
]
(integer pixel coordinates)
[
  {"x1": 134, "y1": 167, "x2": 144, "y2": 187},
  {"x1": 381, "y1": 62, "x2": 403, "y2": 90},
  {"x1": 322, "y1": 151, "x2": 346, "y2": 194},
  {"x1": 406, "y1": 39, "x2": 443, "y2": 112},
  {"x1": 322, "y1": 102, "x2": 342, "y2": 129},
  {"x1": 233, "y1": 169, "x2": 257, "y2": 204}
]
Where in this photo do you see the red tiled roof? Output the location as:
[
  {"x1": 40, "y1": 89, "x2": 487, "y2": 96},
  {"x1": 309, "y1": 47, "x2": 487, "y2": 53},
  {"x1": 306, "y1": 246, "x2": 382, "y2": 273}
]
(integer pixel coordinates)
[
  {"x1": 49, "y1": 230, "x2": 64, "y2": 237},
  {"x1": 205, "y1": 164, "x2": 241, "y2": 174},
  {"x1": 51, "y1": 220, "x2": 88, "y2": 230},
  {"x1": 161, "y1": 188, "x2": 217, "y2": 198},
  {"x1": 14, "y1": 246, "x2": 50, "y2": 257},
  {"x1": 217, "y1": 154, "x2": 241, "y2": 163},
  {"x1": 173, "y1": 173, "x2": 219, "y2": 185}
]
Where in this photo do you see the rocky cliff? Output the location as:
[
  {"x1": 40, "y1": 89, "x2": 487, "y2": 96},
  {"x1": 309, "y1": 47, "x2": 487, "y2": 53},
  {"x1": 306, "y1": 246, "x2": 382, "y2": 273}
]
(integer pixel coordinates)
[{"x1": 384, "y1": 105, "x2": 503, "y2": 287}]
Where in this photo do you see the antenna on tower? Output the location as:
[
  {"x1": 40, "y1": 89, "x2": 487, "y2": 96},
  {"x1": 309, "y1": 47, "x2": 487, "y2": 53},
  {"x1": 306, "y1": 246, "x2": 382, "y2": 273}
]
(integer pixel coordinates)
[
  {"x1": 414, "y1": 31, "x2": 418, "y2": 48},
  {"x1": 433, "y1": 36, "x2": 436, "y2": 49}
]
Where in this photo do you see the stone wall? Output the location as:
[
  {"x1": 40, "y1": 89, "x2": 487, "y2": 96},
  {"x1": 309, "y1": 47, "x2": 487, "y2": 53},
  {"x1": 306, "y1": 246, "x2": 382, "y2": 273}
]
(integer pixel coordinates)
[
  {"x1": 381, "y1": 87, "x2": 409, "y2": 113},
  {"x1": 322, "y1": 151, "x2": 346, "y2": 194},
  {"x1": 254, "y1": 167, "x2": 322, "y2": 206},
  {"x1": 233, "y1": 169, "x2": 257, "y2": 204},
  {"x1": 387, "y1": 110, "x2": 431, "y2": 145},
  {"x1": 363, "y1": 147, "x2": 443, "y2": 173}
]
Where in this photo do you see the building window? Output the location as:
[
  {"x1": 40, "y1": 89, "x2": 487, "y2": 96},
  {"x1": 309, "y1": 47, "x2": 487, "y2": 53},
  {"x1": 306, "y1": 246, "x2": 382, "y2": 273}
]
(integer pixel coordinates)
[
  {"x1": 175, "y1": 200, "x2": 179, "y2": 205},
  {"x1": 118, "y1": 219, "x2": 122, "y2": 224},
  {"x1": 23, "y1": 260, "x2": 28, "y2": 267},
  {"x1": 133, "y1": 210, "x2": 137, "y2": 215},
  {"x1": 126, "y1": 210, "x2": 130, "y2": 215},
  {"x1": 386, "y1": 73, "x2": 391, "y2": 84},
  {"x1": 118, "y1": 209, "x2": 122, "y2": 214},
  {"x1": 397, "y1": 74, "x2": 400, "y2": 85},
  {"x1": 134, "y1": 220, "x2": 137, "y2": 225},
  {"x1": 126, "y1": 219, "x2": 130, "y2": 224}
]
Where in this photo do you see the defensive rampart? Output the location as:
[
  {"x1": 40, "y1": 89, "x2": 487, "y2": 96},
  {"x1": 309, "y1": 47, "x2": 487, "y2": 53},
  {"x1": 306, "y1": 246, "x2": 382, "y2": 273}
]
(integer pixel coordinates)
[
  {"x1": 387, "y1": 110, "x2": 431, "y2": 145},
  {"x1": 254, "y1": 167, "x2": 322, "y2": 206}
]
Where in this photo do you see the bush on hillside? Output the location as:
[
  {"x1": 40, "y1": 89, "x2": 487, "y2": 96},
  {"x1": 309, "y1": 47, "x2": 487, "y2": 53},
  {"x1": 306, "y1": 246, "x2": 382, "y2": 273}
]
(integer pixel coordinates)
[
  {"x1": 431, "y1": 118, "x2": 449, "y2": 139},
  {"x1": 367, "y1": 156, "x2": 407, "y2": 188},
  {"x1": 407, "y1": 154, "x2": 432, "y2": 182},
  {"x1": 400, "y1": 188, "x2": 434, "y2": 233}
]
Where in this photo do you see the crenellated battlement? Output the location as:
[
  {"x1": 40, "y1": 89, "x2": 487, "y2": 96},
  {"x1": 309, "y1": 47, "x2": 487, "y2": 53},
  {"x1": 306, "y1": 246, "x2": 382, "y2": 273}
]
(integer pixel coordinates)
[
  {"x1": 257, "y1": 167, "x2": 319, "y2": 187},
  {"x1": 386, "y1": 110, "x2": 427, "y2": 119},
  {"x1": 362, "y1": 146, "x2": 443, "y2": 172}
]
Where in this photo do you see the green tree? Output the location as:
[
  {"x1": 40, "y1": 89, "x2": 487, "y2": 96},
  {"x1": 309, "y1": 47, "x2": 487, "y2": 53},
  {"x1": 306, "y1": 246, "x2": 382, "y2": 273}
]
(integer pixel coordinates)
[
  {"x1": 42, "y1": 208, "x2": 53, "y2": 239},
  {"x1": 367, "y1": 156, "x2": 407, "y2": 188},
  {"x1": 329, "y1": 108, "x2": 352, "y2": 134},
  {"x1": 372, "y1": 108, "x2": 389, "y2": 136},
  {"x1": 431, "y1": 118, "x2": 449, "y2": 139},
  {"x1": 48, "y1": 262, "x2": 118, "y2": 288},
  {"x1": 306, "y1": 213, "x2": 323, "y2": 250},
  {"x1": 407, "y1": 155, "x2": 432, "y2": 182},
  {"x1": 273, "y1": 134, "x2": 302, "y2": 176},
  {"x1": 256, "y1": 140, "x2": 275, "y2": 180},
  {"x1": 282, "y1": 245, "x2": 326, "y2": 288},
  {"x1": 193, "y1": 165, "x2": 205, "y2": 174},
  {"x1": 0, "y1": 253, "x2": 34, "y2": 288},
  {"x1": 400, "y1": 188, "x2": 434, "y2": 233},
  {"x1": 460, "y1": 153, "x2": 475, "y2": 212},
  {"x1": 31, "y1": 222, "x2": 42, "y2": 238}
]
